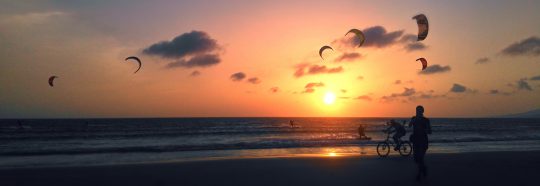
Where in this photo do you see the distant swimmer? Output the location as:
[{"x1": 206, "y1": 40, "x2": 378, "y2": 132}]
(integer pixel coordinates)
[
  {"x1": 357, "y1": 124, "x2": 370, "y2": 140},
  {"x1": 290, "y1": 120, "x2": 294, "y2": 128},
  {"x1": 17, "y1": 120, "x2": 23, "y2": 130}
]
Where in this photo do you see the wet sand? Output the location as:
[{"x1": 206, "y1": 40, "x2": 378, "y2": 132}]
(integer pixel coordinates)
[{"x1": 1, "y1": 151, "x2": 539, "y2": 186}]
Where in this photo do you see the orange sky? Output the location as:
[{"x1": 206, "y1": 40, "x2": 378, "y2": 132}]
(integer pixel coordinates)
[{"x1": 1, "y1": 0, "x2": 540, "y2": 118}]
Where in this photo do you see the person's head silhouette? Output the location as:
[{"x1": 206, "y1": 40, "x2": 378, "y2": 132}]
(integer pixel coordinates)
[{"x1": 416, "y1": 105, "x2": 424, "y2": 117}]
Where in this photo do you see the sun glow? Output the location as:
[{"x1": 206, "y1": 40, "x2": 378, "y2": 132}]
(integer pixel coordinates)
[{"x1": 323, "y1": 92, "x2": 336, "y2": 105}]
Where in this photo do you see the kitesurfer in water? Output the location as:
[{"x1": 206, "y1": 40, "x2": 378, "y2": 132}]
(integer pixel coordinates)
[{"x1": 358, "y1": 124, "x2": 368, "y2": 139}]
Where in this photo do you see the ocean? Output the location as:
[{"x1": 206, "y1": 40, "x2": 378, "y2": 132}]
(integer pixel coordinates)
[{"x1": 1, "y1": 118, "x2": 540, "y2": 168}]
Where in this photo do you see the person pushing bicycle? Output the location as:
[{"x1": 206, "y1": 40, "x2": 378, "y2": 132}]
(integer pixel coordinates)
[{"x1": 384, "y1": 119, "x2": 406, "y2": 151}]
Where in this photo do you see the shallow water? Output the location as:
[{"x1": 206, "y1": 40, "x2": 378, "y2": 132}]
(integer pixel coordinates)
[{"x1": 1, "y1": 118, "x2": 539, "y2": 168}]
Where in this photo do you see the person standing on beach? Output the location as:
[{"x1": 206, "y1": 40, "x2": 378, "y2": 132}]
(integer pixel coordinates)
[{"x1": 408, "y1": 105, "x2": 431, "y2": 181}]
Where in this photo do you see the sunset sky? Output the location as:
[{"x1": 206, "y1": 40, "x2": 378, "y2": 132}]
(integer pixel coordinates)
[{"x1": 1, "y1": 0, "x2": 539, "y2": 118}]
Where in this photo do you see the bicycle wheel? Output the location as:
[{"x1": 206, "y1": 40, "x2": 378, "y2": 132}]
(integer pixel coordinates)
[
  {"x1": 398, "y1": 141, "x2": 412, "y2": 156},
  {"x1": 377, "y1": 142, "x2": 390, "y2": 157}
]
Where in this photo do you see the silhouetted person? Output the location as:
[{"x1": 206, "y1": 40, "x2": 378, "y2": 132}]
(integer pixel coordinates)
[
  {"x1": 290, "y1": 120, "x2": 294, "y2": 128},
  {"x1": 358, "y1": 124, "x2": 367, "y2": 139},
  {"x1": 17, "y1": 120, "x2": 23, "y2": 131},
  {"x1": 409, "y1": 105, "x2": 432, "y2": 181},
  {"x1": 385, "y1": 119, "x2": 406, "y2": 150}
]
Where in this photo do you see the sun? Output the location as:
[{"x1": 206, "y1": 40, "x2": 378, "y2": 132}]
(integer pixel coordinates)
[{"x1": 323, "y1": 92, "x2": 336, "y2": 105}]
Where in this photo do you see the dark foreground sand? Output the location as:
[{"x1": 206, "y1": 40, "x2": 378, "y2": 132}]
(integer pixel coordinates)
[{"x1": 2, "y1": 151, "x2": 540, "y2": 186}]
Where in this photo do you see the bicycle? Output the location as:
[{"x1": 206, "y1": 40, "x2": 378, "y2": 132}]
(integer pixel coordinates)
[{"x1": 376, "y1": 130, "x2": 412, "y2": 157}]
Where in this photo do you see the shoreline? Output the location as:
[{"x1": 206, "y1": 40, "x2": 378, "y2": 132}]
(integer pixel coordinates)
[
  {"x1": 3, "y1": 140, "x2": 540, "y2": 169},
  {"x1": 2, "y1": 150, "x2": 540, "y2": 186}
]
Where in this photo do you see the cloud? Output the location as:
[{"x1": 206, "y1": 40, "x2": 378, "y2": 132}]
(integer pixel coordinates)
[
  {"x1": 333, "y1": 26, "x2": 404, "y2": 49},
  {"x1": 334, "y1": 52, "x2": 363, "y2": 62},
  {"x1": 269, "y1": 87, "x2": 279, "y2": 93},
  {"x1": 394, "y1": 80, "x2": 402, "y2": 85},
  {"x1": 356, "y1": 95, "x2": 372, "y2": 101},
  {"x1": 500, "y1": 36, "x2": 540, "y2": 56},
  {"x1": 530, "y1": 75, "x2": 540, "y2": 81},
  {"x1": 517, "y1": 78, "x2": 533, "y2": 91},
  {"x1": 489, "y1": 89, "x2": 513, "y2": 96},
  {"x1": 357, "y1": 76, "x2": 364, "y2": 80},
  {"x1": 340, "y1": 89, "x2": 347, "y2": 93},
  {"x1": 166, "y1": 54, "x2": 220, "y2": 68},
  {"x1": 143, "y1": 31, "x2": 220, "y2": 59},
  {"x1": 404, "y1": 42, "x2": 428, "y2": 52},
  {"x1": 475, "y1": 57, "x2": 490, "y2": 64},
  {"x1": 247, "y1": 77, "x2": 261, "y2": 84},
  {"x1": 303, "y1": 88, "x2": 315, "y2": 93},
  {"x1": 381, "y1": 88, "x2": 417, "y2": 101},
  {"x1": 303, "y1": 82, "x2": 325, "y2": 93},
  {"x1": 190, "y1": 70, "x2": 201, "y2": 77},
  {"x1": 305, "y1": 82, "x2": 325, "y2": 89},
  {"x1": 143, "y1": 30, "x2": 222, "y2": 69},
  {"x1": 392, "y1": 88, "x2": 416, "y2": 97},
  {"x1": 399, "y1": 34, "x2": 428, "y2": 52},
  {"x1": 230, "y1": 72, "x2": 246, "y2": 81},
  {"x1": 450, "y1": 83, "x2": 467, "y2": 93},
  {"x1": 294, "y1": 64, "x2": 344, "y2": 78},
  {"x1": 419, "y1": 65, "x2": 451, "y2": 75}
]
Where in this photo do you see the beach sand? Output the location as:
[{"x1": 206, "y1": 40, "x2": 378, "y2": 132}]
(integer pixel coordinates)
[{"x1": 2, "y1": 151, "x2": 539, "y2": 186}]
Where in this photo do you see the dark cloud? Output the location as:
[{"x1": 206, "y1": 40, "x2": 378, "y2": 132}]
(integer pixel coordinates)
[
  {"x1": 517, "y1": 78, "x2": 533, "y2": 91},
  {"x1": 334, "y1": 52, "x2": 363, "y2": 62},
  {"x1": 269, "y1": 87, "x2": 279, "y2": 93},
  {"x1": 392, "y1": 88, "x2": 416, "y2": 97},
  {"x1": 340, "y1": 89, "x2": 347, "y2": 93},
  {"x1": 404, "y1": 43, "x2": 427, "y2": 52},
  {"x1": 143, "y1": 31, "x2": 219, "y2": 59},
  {"x1": 475, "y1": 57, "x2": 490, "y2": 64},
  {"x1": 357, "y1": 76, "x2": 364, "y2": 80},
  {"x1": 419, "y1": 65, "x2": 451, "y2": 75},
  {"x1": 247, "y1": 77, "x2": 261, "y2": 84},
  {"x1": 489, "y1": 89, "x2": 513, "y2": 96},
  {"x1": 334, "y1": 26, "x2": 404, "y2": 49},
  {"x1": 294, "y1": 64, "x2": 344, "y2": 78},
  {"x1": 143, "y1": 31, "x2": 223, "y2": 69},
  {"x1": 500, "y1": 36, "x2": 540, "y2": 56},
  {"x1": 166, "y1": 54, "x2": 220, "y2": 68},
  {"x1": 356, "y1": 95, "x2": 372, "y2": 101},
  {"x1": 361, "y1": 26, "x2": 404, "y2": 48},
  {"x1": 339, "y1": 97, "x2": 350, "y2": 99},
  {"x1": 450, "y1": 83, "x2": 467, "y2": 93},
  {"x1": 230, "y1": 72, "x2": 246, "y2": 81},
  {"x1": 394, "y1": 80, "x2": 402, "y2": 85},
  {"x1": 381, "y1": 88, "x2": 417, "y2": 101},
  {"x1": 399, "y1": 34, "x2": 428, "y2": 52},
  {"x1": 190, "y1": 70, "x2": 201, "y2": 77},
  {"x1": 530, "y1": 75, "x2": 540, "y2": 81}
]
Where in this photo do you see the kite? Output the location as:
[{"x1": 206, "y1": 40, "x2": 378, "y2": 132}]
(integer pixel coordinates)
[
  {"x1": 416, "y1": 58, "x2": 428, "y2": 70},
  {"x1": 319, "y1": 45, "x2": 333, "y2": 60},
  {"x1": 412, "y1": 14, "x2": 429, "y2": 41},
  {"x1": 48, "y1": 76, "x2": 58, "y2": 87},
  {"x1": 125, "y1": 56, "x2": 142, "y2": 74},
  {"x1": 345, "y1": 29, "x2": 366, "y2": 47}
]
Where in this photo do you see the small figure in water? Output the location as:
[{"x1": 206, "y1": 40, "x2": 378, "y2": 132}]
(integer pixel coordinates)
[
  {"x1": 289, "y1": 120, "x2": 294, "y2": 128},
  {"x1": 385, "y1": 119, "x2": 406, "y2": 151},
  {"x1": 357, "y1": 124, "x2": 368, "y2": 139},
  {"x1": 17, "y1": 120, "x2": 24, "y2": 131},
  {"x1": 409, "y1": 105, "x2": 432, "y2": 181}
]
